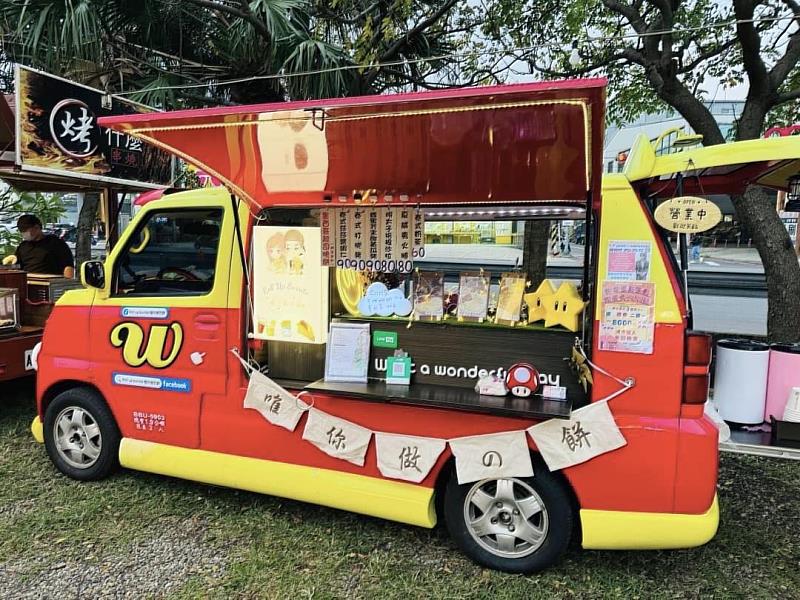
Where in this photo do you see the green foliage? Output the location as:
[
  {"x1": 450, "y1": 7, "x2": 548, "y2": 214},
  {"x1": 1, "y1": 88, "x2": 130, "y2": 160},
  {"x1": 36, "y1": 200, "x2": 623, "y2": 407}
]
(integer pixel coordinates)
[
  {"x1": 0, "y1": 0, "x2": 469, "y2": 105},
  {"x1": 481, "y1": 0, "x2": 799, "y2": 134},
  {"x1": 0, "y1": 187, "x2": 66, "y2": 255}
]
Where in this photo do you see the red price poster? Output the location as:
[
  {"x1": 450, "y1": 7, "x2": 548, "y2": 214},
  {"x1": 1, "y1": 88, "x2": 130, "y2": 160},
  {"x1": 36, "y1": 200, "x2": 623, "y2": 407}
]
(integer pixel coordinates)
[{"x1": 598, "y1": 281, "x2": 655, "y2": 354}]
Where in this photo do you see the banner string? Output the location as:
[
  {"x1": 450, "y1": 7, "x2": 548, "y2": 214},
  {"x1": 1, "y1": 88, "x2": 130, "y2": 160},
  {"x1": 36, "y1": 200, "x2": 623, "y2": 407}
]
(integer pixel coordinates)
[{"x1": 575, "y1": 342, "x2": 635, "y2": 403}]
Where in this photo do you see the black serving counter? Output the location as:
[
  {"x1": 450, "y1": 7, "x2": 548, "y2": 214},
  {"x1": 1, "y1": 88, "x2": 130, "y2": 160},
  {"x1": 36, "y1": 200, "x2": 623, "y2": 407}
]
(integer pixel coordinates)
[{"x1": 305, "y1": 379, "x2": 572, "y2": 420}]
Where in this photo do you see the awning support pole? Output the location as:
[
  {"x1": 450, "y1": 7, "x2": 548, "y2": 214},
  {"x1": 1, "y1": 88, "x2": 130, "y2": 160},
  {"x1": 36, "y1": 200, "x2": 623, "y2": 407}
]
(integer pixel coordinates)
[{"x1": 230, "y1": 193, "x2": 249, "y2": 288}]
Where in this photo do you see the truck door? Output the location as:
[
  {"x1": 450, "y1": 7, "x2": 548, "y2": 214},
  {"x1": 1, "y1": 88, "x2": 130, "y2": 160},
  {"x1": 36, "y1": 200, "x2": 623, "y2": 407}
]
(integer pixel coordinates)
[{"x1": 88, "y1": 205, "x2": 230, "y2": 448}]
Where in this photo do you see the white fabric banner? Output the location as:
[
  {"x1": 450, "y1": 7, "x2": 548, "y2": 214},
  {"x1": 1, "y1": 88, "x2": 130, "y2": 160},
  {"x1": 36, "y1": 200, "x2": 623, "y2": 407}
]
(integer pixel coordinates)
[
  {"x1": 527, "y1": 400, "x2": 627, "y2": 471},
  {"x1": 448, "y1": 431, "x2": 533, "y2": 484},
  {"x1": 302, "y1": 408, "x2": 372, "y2": 466},
  {"x1": 375, "y1": 433, "x2": 446, "y2": 483},
  {"x1": 243, "y1": 370, "x2": 307, "y2": 432}
]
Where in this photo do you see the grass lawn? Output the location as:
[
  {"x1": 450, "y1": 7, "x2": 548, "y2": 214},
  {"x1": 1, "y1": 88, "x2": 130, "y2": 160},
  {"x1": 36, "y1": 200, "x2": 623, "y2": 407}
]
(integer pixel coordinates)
[{"x1": 1, "y1": 377, "x2": 799, "y2": 599}]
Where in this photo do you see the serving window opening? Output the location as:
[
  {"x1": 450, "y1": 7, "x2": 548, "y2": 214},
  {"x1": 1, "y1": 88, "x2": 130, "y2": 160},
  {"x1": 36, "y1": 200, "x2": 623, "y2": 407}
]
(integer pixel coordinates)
[{"x1": 247, "y1": 202, "x2": 593, "y2": 420}]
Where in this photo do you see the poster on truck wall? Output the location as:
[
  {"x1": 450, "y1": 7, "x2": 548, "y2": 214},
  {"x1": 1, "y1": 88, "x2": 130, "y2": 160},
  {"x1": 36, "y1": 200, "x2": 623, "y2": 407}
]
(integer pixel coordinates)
[
  {"x1": 606, "y1": 240, "x2": 651, "y2": 281},
  {"x1": 598, "y1": 281, "x2": 655, "y2": 354},
  {"x1": 253, "y1": 226, "x2": 329, "y2": 344}
]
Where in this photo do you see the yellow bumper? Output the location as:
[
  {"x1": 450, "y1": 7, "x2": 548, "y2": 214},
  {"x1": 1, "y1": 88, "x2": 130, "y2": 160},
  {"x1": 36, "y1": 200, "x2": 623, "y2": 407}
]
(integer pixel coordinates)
[
  {"x1": 581, "y1": 494, "x2": 719, "y2": 550},
  {"x1": 31, "y1": 417, "x2": 44, "y2": 444},
  {"x1": 119, "y1": 438, "x2": 437, "y2": 528}
]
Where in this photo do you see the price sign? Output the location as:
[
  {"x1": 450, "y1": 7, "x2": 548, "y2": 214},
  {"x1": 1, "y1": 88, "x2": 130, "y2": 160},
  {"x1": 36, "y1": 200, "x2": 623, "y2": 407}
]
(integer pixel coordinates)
[{"x1": 322, "y1": 207, "x2": 421, "y2": 272}]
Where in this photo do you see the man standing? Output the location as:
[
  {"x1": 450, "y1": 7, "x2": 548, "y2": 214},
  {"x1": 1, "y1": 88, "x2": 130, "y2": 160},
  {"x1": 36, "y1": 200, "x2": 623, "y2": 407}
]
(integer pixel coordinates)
[{"x1": 3, "y1": 214, "x2": 75, "y2": 277}]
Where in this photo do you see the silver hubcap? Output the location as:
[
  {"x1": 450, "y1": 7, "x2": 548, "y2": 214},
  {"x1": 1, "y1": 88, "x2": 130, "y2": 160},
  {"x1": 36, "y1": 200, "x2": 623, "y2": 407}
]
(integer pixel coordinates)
[
  {"x1": 53, "y1": 407, "x2": 102, "y2": 469},
  {"x1": 464, "y1": 478, "x2": 548, "y2": 558}
]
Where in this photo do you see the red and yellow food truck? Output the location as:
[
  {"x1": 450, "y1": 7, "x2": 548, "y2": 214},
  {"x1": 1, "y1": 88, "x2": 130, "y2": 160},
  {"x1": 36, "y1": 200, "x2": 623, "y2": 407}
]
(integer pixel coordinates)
[{"x1": 29, "y1": 79, "x2": 800, "y2": 572}]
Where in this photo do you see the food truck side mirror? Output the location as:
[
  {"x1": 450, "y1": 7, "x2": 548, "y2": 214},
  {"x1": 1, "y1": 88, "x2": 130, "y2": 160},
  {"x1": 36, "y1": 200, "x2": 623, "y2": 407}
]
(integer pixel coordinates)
[{"x1": 81, "y1": 260, "x2": 105, "y2": 289}]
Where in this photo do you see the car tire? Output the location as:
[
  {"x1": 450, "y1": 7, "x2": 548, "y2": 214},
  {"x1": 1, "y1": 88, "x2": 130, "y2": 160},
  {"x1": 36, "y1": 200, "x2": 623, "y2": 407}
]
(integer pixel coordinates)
[
  {"x1": 43, "y1": 387, "x2": 120, "y2": 481},
  {"x1": 443, "y1": 460, "x2": 574, "y2": 573}
]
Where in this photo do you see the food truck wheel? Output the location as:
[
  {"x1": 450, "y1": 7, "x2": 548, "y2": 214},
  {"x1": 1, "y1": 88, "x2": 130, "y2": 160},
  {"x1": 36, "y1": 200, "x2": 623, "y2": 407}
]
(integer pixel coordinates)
[
  {"x1": 443, "y1": 468, "x2": 573, "y2": 573},
  {"x1": 43, "y1": 388, "x2": 120, "y2": 481}
]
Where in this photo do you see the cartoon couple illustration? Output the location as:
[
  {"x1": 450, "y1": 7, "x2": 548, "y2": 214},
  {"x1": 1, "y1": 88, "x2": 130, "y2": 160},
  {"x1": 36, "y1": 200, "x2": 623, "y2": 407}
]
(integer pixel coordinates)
[{"x1": 266, "y1": 229, "x2": 305, "y2": 275}]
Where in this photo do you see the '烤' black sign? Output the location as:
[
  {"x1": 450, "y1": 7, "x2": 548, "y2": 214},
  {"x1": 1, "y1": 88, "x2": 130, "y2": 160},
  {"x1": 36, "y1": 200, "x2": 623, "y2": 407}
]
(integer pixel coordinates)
[{"x1": 16, "y1": 65, "x2": 173, "y2": 187}]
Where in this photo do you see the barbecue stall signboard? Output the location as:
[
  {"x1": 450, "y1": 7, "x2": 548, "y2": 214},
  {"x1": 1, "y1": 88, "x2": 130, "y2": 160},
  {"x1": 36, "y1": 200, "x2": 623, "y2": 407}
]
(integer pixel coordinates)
[{"x1": 14, "y1": 65, "x2": 173, "y2": 187}]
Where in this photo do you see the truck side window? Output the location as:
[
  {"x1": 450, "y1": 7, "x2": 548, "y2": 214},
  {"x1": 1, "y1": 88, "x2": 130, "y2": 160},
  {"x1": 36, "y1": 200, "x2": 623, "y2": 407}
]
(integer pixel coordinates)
[{"x1": 114, "y1": 209, "x2": 223, "y2": 297}]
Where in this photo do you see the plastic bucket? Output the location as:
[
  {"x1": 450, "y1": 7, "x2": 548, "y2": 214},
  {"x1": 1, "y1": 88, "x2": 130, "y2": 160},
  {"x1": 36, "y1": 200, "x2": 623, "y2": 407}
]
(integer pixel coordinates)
[
  {"x1": 765, "y1": 343, "x2": 800, "y2": 422},
  {"x1": 714, "y1": 339, "x2": 770, "y2": 424}
]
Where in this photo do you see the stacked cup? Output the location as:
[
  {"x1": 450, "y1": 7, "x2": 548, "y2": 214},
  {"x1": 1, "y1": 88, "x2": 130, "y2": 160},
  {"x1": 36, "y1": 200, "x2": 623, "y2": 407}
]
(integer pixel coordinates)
[{"x1": 784, "y1": 388, "x2": 800, "y2": 423}]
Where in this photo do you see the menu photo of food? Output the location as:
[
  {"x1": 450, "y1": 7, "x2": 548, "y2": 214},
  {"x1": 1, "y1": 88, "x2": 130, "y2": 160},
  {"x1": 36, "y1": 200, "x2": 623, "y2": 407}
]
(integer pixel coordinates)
[
  {"x1": 495, "y1": 272, "x2": 526, "y2": 325},
  {"x1": 413, "y1": 271, "x2": 444, "y2": 321},
  {"x1": 457, "y1": 271, "x2": 491, "y2": 322}
]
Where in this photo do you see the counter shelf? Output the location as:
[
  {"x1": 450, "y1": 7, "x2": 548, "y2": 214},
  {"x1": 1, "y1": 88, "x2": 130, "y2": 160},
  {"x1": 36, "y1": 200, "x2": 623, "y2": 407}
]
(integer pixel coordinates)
[{"x1": 302, "y1": 378, "x2": 573, "y2": 420}]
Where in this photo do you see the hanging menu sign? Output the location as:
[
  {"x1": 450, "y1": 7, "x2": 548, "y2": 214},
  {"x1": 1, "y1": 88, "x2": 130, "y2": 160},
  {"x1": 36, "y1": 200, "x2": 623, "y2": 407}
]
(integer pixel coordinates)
[
  {"x1": 413, "y1": 208, "x2": 425, "y2": 258},
  {"x1": 349, "y1": 207, "x2": 366, "y2": 262},
  {"x1": 366, "y1": 206, "x2": 383, "y2": 263},
  {"x1": 396, "y1": 207, "x2": 413, "y2": 265},
  {"x1": 322, "y1": 207, "x2": 421, "y2": 272},
  {"x1": 320, "y1": 208, "x2": 335, "y2": 266}
]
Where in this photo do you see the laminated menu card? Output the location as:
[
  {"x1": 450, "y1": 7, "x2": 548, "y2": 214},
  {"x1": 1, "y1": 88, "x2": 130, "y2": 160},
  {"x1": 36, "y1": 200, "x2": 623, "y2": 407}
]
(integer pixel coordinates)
[
  {"x1": 495, "y1": 272, "x2": 526, "y2": 325},
  {"x1": 413, "y1": 271, "x2": 444, "y2": 321},
  {"x1": 457, "y1": 271, "x2": 491, "y2": 322}
]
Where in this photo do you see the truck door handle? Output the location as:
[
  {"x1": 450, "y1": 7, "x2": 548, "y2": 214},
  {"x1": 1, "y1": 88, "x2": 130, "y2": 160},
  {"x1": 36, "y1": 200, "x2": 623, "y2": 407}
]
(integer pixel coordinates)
[{"x1": 193, "y1": 313, "x2": 221, "y2": 340}]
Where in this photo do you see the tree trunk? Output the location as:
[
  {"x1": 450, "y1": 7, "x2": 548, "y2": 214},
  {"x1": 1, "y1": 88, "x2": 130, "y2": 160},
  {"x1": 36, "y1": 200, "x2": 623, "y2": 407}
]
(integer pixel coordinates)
[
  {"x1": 75, "y1": 192, "x2": 100, "y2": 269},
  {"x1": 522, "y1": 220, "x2": 550, "y2": 288},
  {"x1": 731, "y1": 186, "x2": 800, "y2": 342}
]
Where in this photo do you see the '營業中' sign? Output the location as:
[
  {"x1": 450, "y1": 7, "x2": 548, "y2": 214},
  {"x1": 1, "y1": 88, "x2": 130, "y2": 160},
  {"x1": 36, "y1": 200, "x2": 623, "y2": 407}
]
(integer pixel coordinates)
[
  {"x1": 654, "y1": 196, "x2": 722, "y2": 233},
  {"x1": 14, "y1": 65, "x2": 173, "y2": 188},
  {"x1": 320, "y1": 207, "x2": 424, "y2": 272}
]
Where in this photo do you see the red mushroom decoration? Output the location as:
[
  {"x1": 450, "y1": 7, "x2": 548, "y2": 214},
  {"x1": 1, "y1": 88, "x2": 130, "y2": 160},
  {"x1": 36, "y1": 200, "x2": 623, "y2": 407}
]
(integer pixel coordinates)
[{"x1": 505, "y1": 363, "x2": 540, "y2": 398}]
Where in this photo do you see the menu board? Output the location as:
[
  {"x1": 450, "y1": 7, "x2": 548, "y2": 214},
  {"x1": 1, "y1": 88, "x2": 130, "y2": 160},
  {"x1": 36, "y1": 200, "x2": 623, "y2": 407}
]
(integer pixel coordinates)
[
  {"x1": 321, "y1": 207, "x2": 424, "y2": 272},
  {"x1": 253, "y1": 226, "x2": 329, "y2": 344}
]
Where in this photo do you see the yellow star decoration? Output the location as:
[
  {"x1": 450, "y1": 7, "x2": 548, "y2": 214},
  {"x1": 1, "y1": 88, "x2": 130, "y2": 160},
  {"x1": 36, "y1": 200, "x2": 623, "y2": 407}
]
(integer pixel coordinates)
[
  {"x1": 570, "y1": 346, "x2": 594, "y2": 392},
  {"x1": 543, "y1": 282, "x2": 586, "y2": 332},
  {"x1": 524, "y1": 279, "x2": 556, "y2": 323}
]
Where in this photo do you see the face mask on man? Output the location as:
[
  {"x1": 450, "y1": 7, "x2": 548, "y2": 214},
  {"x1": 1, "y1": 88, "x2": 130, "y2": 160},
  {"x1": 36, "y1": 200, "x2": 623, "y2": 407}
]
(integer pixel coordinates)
[{"x1": 20, "y1": 231, "x2": 33, "y2": 242}]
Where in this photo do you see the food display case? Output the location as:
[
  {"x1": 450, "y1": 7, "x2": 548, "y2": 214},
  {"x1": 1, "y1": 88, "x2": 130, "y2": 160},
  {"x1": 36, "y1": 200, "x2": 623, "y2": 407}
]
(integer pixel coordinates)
[
  {"x1": 0, "y1": 287, "x2": 20, "y2": 333},
  {"x1": 0, "y1": 268, "x2": 46, "y2": 381}
]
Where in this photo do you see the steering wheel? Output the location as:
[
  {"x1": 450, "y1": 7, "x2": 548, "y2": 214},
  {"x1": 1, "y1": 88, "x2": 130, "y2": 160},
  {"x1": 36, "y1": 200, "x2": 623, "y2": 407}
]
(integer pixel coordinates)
[{"x1": 157, "y1": 266, "x2": 201, "y2": 282}]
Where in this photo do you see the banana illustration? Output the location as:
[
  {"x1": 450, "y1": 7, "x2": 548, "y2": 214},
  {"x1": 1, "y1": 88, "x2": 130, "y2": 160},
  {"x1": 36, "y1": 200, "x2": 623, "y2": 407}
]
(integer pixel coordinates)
[{"x1": 336, "y1": 268, "x2": 367, "y2": 316}]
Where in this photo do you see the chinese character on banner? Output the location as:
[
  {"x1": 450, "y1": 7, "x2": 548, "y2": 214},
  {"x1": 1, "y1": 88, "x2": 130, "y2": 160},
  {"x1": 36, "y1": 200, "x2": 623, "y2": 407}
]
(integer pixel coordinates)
[
  {"x1": 302, "y1": 408, "x2": 372, "y2": 466},
  {"x1": 527, "y1": 400, "x2": 626, "y2": 471},
  {"x1": 127, "y1": 135, "x2": 143, "y2": 152},
  {"x1": 51, "y1": 100, "x2": 98, "y2": 157},
  {"x1": 243, "y1": 370, "x2": 307, "y2": 431},
  {"x1": 375, "y1": 432, "x2": 446, "y2": 483},
  {"x1": 448, "y1": 431, "x2": 533, "y2": 484}
]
